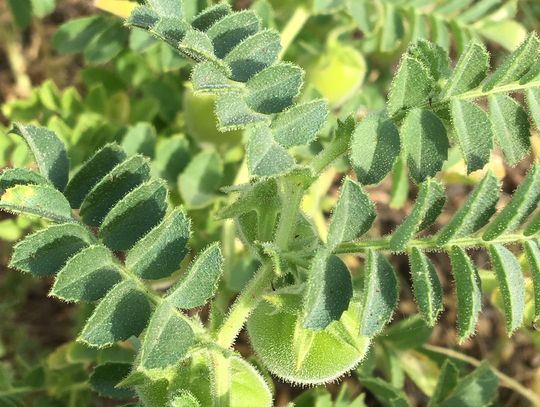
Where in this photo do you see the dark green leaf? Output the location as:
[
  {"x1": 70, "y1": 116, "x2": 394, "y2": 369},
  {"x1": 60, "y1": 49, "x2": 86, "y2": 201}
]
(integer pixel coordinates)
[
  {"x1": 0, "y1": 168, "x2": 48, "y2": 193},
  {"x1": 246, "y1": 125, "x2": 295, "y2": 177},
  {"x1": 206, "y1": 11, "x2": 260, "y2": 59},
  {"x1": 90, "y1": 363, "x2": 135, "y2": 400}
]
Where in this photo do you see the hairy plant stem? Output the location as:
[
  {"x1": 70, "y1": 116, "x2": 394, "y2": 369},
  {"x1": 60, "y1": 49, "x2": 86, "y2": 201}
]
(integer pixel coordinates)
[
  {"x1": 335, "y1": 233, "x2": 532, "y2": 255},
  {"x1": 216, "y1": 176, "x2": 305, "y2": 349},
  {"x1": 279, "y1": 6, "x2": 310, "y2": 59},
  {"x1": 209, "y1": 350, "x2": 232, "y2": 407},
  {"x1": 423, "y1": 344, "x2": 540, "y2": 406},
  {"x1": 310, "y1": 129, "x2": 353, "y2": 174}
]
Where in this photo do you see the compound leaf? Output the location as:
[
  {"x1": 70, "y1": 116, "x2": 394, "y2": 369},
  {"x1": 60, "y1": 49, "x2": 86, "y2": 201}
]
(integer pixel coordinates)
[
  {"x1": 360, "y1": 250, "x2": 399, "y2": 337},
  {"x1": 350, "y1": 112, "x2": 400, "y2": 185},
  {"x1": 390, "y1": 179, "x2": 445, "y2": 251},
  {"x1": 488, "y1": 244, "x2": 525, "y2": 334},
  {"x1": 408, "y1": 248, "x2": 443, "y2": 326},
  {"x1": 167, "y1": 243, "x2": 223, "y2": 309},
  {"x1": 99, "y1": 180, "x2": 168, "y2": 251},
  {"x1": 401, "y1": 108, "x2": 449, "y2": 183},
  {"x1": 437, "y1": 172, "x2": 500, "y2": 245},
  {"x1": 79, "y1": 280, "x2": 152, "y2": 348},
  {"x1": 449, "y1": 246, "x2": 482, "y2": 342},
  {"x1": 51, "y1": 245, "x2": 122, "y2": 302},
  {"x1": 126, "y1": 208, "x2": 191, "y2": 280},
  {"x1": 10, "y1": 223, "x2": 92, "y2": 276},
  {"x1": 9, "y1": 123, "x2": 69, "y2": 191},
  {"x1": 483, "y1": 162, "x2": 540, "y2": 240},
  {"x1": 327, "y1": 177, "x2": 376, "y2": 250},
  {"x1": 302, "y1": 251, "x2": 353, "y2": 330}
]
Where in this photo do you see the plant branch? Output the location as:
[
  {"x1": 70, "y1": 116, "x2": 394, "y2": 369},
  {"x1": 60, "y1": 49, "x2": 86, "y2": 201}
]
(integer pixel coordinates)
[
  {"x1": 279, "y1": 6, "x2": 310, "y2": 59},
  {"x1": 423, "y1": 344, "x2": 540, "y2": 406},
  {"x1": 334, "y1": 233, "x2": 532, "y2": 255}
]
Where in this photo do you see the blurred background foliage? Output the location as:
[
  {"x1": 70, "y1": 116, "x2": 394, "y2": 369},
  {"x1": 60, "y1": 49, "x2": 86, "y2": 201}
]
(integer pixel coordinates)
[{"x1": 1, "y1": 0, "x2": 540, "y2": 405}]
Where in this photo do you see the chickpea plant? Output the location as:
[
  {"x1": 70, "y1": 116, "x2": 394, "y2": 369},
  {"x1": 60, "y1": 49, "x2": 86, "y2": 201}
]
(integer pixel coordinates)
[{"x1": 2, "y1": 0, "x2": 540, "y2": 406}]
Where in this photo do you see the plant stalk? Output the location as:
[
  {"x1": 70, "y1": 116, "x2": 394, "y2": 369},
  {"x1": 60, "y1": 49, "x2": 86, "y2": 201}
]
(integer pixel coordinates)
[{"x1": 279, "y1": 6, "x2": 310, "y2": 59}]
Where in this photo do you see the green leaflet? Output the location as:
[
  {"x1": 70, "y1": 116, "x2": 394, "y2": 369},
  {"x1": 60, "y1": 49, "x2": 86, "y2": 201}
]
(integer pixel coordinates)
[
  {"x1": 139, "y1": 300, "x2": 194, "y2": 372},
  {"x1": 126, "y1": 208, "x2": 191, "y2": 280},
  {"x1": 248, "y1": 291, "x2": 370, "y2": 385},
  {"x1": 302, "y1": 251, "x2": 353, "y2": 330},
  {"x1": 427, "y1": 360, "x2": 459, "y2": 407},
  {"x1": 99, "y1": 180, "x2": 168, "y2": 251},
  {"x1": 483, "y1": 162, "x2": 540, "y2": 240},
  {"x1": 524, "y1": 240, "x2": 540, "y2": 323},
  {"x1": 387, "y1": 55, "x2": 434, "y2": 115},
  {"x1": 350, "y1": 111, "x2": 400, "y2": 185},
  {"x1": 153, "y1": 135, "x2": 190, "y2": 185},
  {"x1": 359, "y1": 377, "x2": 410, "y2": 407},
  {"x1": 390, "y1": 179, "x2": 445, "y2": 251},
  {"x1": 245, "y1": 63, "x2": 304, "y2": 114},
  {"x1": 228, "y1": 356, "x2": 273, "y2": 407},
  {"x1": 488, "y1": 94, "x2": 530, "y2": 166},
  {"x1": 224, "y1": 30, "x2": 281, "y2": 82},
  {"x1": 440, "y1": 41, "x2": 489, "y2": 98},
  {"x1": 439, "y1": 362, "x2": 498, "y2": 407},
  {"x1": 0, "y1": 184, "x2": 74, "y2": 223},
  {"x1": 9, "y1": 124, "x2": 69, "y2": 191},
  {"x1": 215, "y1": 92, "x2": 268, "y2": 130},
  {"x1": 90, "y1": 362, "x2": 135, "y2": 400},
  {"x1": 450, "y1": 99, "x2": 493, "y2": 173},
  {"x1": 79, "y1": 280, "x2": 152, "y2": 348},
  {"x1": 482, "y1": 33, "x2": 540, "y2": 91},
  {"x1": 408, "y1": 248, "x2": 443, "y2": 326},
  {"x1": 327, "y1": 177, "x2": 376, "y2": 250},
  {"x1": 51, "y1": 245, "x2": 122, "y2": 302},
  {"x1": 246, "y1": 125, "x2": 295, "y2": 177},
  {"x1": 167, "y1": 243, "x2": 223, "y2": 309},
  {"x1": 170, "y1": 391, "x2": 201, "y2": 407},
  {"x1": 488, "y1": 244, "x2": 525, "y2": 334},
  {"x1": 192, "y1": 62, "x2": 237, "y2": 94},
  {"x1": 360, "y1": 250, "x2": 399, "y2": 337},
  {"x1": 146, "y1": 0, "x2": 183, "y2": 19},
  {"x1": 80, "y1": 155, "x2": 151, "y2": 227},
  {"x1": 449, "y1": 246, "x2": 482, "y2": 342},
  {"x1": 401, "y1": 108, "x2": 449, "y2": 183},
  {"x1": 271, "y1": 100, "x2": 328, "y2": 147},
  {"x1": 437, "y1": 172, "x2": 500, "y2": 245},
  {"x1": 121, "y1": 123, "x2": 157, "y2": 158},
  {"x1": 63, "y1": 143, "x2": 127, "y2": 208},
  {"x1": 527, "y1": 87, "x2": 540, "y2": 133},
  {"x1": 190, "y1": 3, "x2": 231, "y2": 32},
  {"x1": 178, "y1": 150, "x2": 223, "y2": 209},
  {"x1": 0, "y1": 168, "x2": 48, "y2": 193},
  {"x1": 206, "y1": 10, "x2": 260, "y2": 59},
  {"x1": 10, "y1": 223, "x2": 92, "y2": 276},
  {"x1": 408, "y1": 39, "x2": 451, "y2": 82}
]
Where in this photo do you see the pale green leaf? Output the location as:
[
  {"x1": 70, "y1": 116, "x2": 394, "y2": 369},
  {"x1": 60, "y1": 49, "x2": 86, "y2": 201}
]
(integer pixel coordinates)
[
  {"x1": 9, "y1": 124, "x2": 69, "y2": 191},
  {"x1": 246, "y1": 125, "x2": 295, "y2": 177},
  {"x1": 488, "y1": 244, "x2": 525, "y2": 334},
  {"x1": 450, "y1": 99, "x2": 493, "y2": 173},
  {"x1": 427, "y1": 360, "x2": 459, "y2": 407},
  {"x1": 408, "y1": 248, "x2": 443, "y2": 326},
  {"x1": 99, "y1": 180, "x2": 168, "y2": 251},
  {"x1": 178, "y1": 151, "x2": 223, "y2": 209},
  {"x1": 527, "y1": 87, "x2": 540, "y2": 133},
  {"x1": 360, "y1": 250, "x2": 399, "y2": 337},
  {"x1": 439, "y1": 362, "x2": 498, "y2": 407},
  {"x1": 126, "y1": 208, "x2": 190, "y2": 280},
  {"x1": 302, "y1": 251, "x2": 353, "y2": 329},
  {"x1": 51, "y1": 245, "x2": 122, "y2": 302},
  {"x1": 327, "y1": 177, "x2": 376, "y2": 249},
  {"x1": 350, "y1": 111, "x2": 400, "y2": 185},
  {"x1": 390, "y1": 179, "x2": 445, "y2": 251},
  {"x1": 121, "y1": 123, "x2": 157, "y2": 158},
  {"x1": 0, "y1": 168, "x2": 48, "y2": 193},
  {"x1": 215, "y1": 92, "x2": 269, "y2": 131},
  {"x1": 192, "y1": 62, "x2": 237, "y2": 94},
  {"x1": 483, "y1": 162, "x2": 540, "y2": 240},
  {"x1": 271, "y1": 100, "x2": 328, "y2": 147},
  {"x1": 10, "y1": 223, "x2": 92, "y2": 276},
  {"x1": 401, "y1": 108, "x2": 449, "y2": 183},
  {"x1": 146, "y1": 0, "x2": 183, "y2": 19},
  {"x1": 449, "y1": 246, "x2": 482, "y2": 342},
  {"x1": 167, "y1": 243, "x2": 223, "y2": 309},
  {"x1": 79, "y1": 280, "x2": 152, "y2": 348},
  {"x1": 524, "y1": 240, "x2": 540, "y2": 324}
]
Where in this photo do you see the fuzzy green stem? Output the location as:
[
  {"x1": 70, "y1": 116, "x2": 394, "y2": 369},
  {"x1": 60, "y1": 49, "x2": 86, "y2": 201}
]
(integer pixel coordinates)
[
  {"x1": 334, "y1": 233, "x2": 531, "y2": 255},
  {"x1": 310, "y1": 130, "x2": 353, "y2": 175},
  {"x1": 279, "y1": 6, "x2": 310, "y2": 59},
  {"x1": 209, "y1": 350, "x2": 232, "y2": 407},
  {"x1": 423, "y1": 344, "x2": 540, "y2": 406}
]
